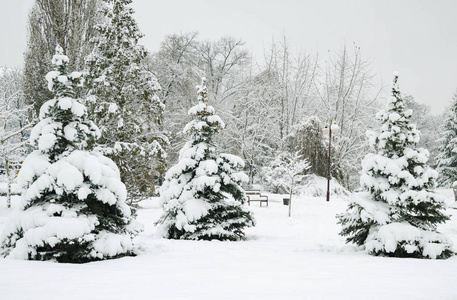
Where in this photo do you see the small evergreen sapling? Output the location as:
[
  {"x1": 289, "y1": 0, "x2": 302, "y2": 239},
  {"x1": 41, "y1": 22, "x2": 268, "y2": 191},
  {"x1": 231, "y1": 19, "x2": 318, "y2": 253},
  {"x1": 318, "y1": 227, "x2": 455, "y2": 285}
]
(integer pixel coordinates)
[
  {"x1": 156, "y1": 78, "x2": 255, "y2": 241},
  {"x1": 0, "y1": 46, "x2": 141, "y2": 263},
  {"x1": 338, "y1": 74, "x2": 453, "y2": 259}
]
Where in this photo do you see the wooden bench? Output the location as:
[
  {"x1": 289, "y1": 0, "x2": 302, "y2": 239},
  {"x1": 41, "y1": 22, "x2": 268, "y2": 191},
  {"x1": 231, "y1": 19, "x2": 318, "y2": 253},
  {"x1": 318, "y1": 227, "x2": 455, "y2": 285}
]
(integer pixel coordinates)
[{"x1": 245, "y1": 190, "x2": 268, "y2": 207}]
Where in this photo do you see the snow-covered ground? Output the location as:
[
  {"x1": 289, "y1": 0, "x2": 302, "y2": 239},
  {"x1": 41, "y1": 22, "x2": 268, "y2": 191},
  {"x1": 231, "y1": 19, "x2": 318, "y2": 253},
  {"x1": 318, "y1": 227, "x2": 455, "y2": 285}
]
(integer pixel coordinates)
[{"x1": 1, "y1": 192, "x2": 457, "y2": 300}]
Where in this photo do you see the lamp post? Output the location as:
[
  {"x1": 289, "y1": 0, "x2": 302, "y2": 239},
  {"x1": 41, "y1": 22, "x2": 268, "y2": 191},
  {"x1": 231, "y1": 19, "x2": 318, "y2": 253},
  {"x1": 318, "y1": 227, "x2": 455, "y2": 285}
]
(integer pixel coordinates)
[{"x1": 323, "y1": 119, "x2": 339, "y2": 202}]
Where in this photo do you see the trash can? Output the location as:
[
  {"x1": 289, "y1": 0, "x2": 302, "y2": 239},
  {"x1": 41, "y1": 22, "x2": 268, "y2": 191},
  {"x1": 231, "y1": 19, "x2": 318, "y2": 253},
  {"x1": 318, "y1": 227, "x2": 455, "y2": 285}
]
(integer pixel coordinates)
[{"x1": 283, "y1": 198, "x2": 290, "y2": 205}]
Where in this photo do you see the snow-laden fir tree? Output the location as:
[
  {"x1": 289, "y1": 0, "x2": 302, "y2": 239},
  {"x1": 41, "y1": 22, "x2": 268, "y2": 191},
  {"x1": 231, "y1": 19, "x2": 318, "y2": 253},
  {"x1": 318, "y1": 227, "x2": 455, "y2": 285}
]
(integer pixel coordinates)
[
  {"x1": 436, "y1": 90, "x2": 457, "y2": 187},
  {"x1": 156, "y1": 78, "x2": 255, "y2": 241},
  {"x1": 338, "y1": 74, "x2": 453, "y2": 259},
  {"x1": 0, "y1": 46, "x2": 141, "y2": 263},
  {"x1": 85, "y1": 0, "x2": 167, "y2": 201}
]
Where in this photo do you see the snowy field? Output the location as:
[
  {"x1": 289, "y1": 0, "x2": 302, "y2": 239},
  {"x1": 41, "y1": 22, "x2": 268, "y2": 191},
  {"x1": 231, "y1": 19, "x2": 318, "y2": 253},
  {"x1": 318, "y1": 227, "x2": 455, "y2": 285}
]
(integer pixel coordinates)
[{"x1": 1, "y1": 192, "x2": 457, "y2": 300}]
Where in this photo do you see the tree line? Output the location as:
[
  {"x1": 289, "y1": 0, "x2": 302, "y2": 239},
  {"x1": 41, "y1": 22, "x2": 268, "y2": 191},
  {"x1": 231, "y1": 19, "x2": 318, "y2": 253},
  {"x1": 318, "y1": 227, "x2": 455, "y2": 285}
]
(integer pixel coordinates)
[{"x1": 1, "y1": 0, "x2": 455, "y2": 203}]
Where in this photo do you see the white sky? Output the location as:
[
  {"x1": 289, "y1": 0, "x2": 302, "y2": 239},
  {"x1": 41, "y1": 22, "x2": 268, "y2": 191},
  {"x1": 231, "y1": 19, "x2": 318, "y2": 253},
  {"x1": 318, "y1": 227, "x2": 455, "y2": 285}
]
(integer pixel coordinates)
[{"x1": 1, "y1": 0, "x2": 456, "y2": 115}]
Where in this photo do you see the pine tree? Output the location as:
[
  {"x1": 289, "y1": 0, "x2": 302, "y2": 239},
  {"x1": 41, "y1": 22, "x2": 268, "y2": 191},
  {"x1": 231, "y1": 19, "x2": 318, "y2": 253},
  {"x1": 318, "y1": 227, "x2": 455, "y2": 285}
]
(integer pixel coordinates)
[
  {"x1": 156, "y1": 78, "x2": 255, "y2": 241},
  {"x1": 85, "y1": 0, "x2": 167, "y2": 201},
  {"x1": 338, "y1": 74, "x2": 453, "y2": 259},
  {"x1": 0, "y1": 46, "x2": 141, "y2": 263},
  {"x1": 436, "y1": 91, "x2": 457, "y2": 187}
]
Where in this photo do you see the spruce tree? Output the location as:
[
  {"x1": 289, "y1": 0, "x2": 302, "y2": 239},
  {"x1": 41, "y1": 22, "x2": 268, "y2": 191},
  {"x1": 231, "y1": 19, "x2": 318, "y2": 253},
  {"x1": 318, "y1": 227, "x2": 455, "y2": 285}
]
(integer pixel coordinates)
[
  {"x1": 85, "y1": 0, "x2": 167, "y2": 201},
  {"x1": 338, "y1": 74, "x2": 453, "y2": 259},
  {"x1": 0, "y1": 46, "x2": 141, "y2": 263},
  {"x1": 436, "y1": 91, "x2": 457, "y2": 187},
  {"x1": 156, "y1": 78, "x2": 255, "y2": 241}
]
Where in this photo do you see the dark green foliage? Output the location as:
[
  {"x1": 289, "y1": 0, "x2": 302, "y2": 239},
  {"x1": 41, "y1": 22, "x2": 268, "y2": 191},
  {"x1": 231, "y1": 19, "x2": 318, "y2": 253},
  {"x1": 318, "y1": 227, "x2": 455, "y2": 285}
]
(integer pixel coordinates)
[
  {"x1": 369, "y1": 241, "x2": 454, "y2": 260},
  {"x1": 166, "y1": 203, "x2": 255, "y2": 241},
  {"x1": 338, "y1": 202, "x2": 372, "y2": 246}
]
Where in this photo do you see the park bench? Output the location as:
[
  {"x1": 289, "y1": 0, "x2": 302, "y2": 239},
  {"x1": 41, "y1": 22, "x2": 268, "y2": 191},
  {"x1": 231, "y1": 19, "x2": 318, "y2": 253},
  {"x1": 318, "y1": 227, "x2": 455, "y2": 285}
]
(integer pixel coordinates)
[{"x1": 245, "y1": 190, "x2": 268, "y2": 207}]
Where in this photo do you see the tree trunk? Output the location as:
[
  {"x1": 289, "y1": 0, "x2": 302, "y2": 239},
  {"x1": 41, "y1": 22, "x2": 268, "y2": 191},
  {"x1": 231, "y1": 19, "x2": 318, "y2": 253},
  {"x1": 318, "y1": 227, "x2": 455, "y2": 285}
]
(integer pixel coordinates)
[
  {"x1": 6, "y1": 157, "x2": 11, "y2": 208},
  {"x1": 288, "y1": 178, "x2": 294, "y2": 217}
]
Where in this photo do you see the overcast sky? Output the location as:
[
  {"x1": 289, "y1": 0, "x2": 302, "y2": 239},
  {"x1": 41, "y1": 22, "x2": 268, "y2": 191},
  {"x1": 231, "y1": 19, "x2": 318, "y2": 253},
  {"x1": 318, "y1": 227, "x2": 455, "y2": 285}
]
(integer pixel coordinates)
[{"x1": 1, "y1": 0, "x2": 456, "y2": 115}]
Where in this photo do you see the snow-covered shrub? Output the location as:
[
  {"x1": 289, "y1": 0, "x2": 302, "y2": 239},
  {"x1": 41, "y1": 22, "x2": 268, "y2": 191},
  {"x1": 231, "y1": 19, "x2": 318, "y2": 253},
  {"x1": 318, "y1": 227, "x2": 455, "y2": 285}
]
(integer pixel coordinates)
[
  {"x1": 297, "y1": 174, "x2": 349, "y2": 198},
  {"x1": 156, "y1": 78, "x2": 254, "y2": 241},
  {"x1": 0, "y1": 46, "x2": 141, "y2": 263},
  {"x1": 338, "y1": 74, "x2": 453, "y2": 259},
  {"x1": 262, "y1": 151, "x2": 310, "y2": 194}
]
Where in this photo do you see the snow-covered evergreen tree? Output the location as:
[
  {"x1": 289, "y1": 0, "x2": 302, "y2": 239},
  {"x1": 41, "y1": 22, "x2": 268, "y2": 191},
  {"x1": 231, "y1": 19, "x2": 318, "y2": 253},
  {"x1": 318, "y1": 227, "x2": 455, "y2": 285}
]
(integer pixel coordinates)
[
  {"x1": 156, "y1": 78, "x2": 255, "y2": 241},
  {"x1": 338, "y1": 74, "x2": 453, "y2": 259},
  {"x1": 0, "y1": 46, "x2": 141, "y2": 263},
  {"x1": 85, "y1": 0, "x2": 167, "y2": 201},
  {"x1": 436, "y1": 90, "x2": 457, "y2": 187}
]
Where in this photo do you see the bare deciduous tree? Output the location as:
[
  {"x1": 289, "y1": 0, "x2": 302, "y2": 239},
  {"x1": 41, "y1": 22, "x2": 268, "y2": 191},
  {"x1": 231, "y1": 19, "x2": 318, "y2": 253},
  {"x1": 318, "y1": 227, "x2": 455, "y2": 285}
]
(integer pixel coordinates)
[
  {"x1": 24, "y1": 0, "x2": 102, "y2": 115},
  {"x1": 0, "y1": 69, "x2": 35, "y2": 208},
  {"x1": 315, "y1": 44, "x2": 382, "y2": 187}
]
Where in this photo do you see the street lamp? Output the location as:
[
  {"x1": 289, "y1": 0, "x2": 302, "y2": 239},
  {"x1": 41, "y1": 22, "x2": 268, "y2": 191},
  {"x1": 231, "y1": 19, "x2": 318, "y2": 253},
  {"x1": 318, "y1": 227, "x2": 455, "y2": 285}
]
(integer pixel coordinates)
[{"x1": 323, "y1": 119, "x2": 339, "y2": 202}]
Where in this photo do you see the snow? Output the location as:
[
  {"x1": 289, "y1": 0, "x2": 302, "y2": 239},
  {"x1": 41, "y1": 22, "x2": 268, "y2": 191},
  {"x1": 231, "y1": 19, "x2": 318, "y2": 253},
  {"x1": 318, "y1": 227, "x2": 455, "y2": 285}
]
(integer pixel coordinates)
[
  {"x1": 0, "y1": 183, "x2": 21, "y2": 195},
  {"x1": 92, "y1": 232, "x2": 134, "y2": 258},
  {"x1": 51, "y1": 54, "x2": 69, "y2": 66},
  {"x1": 57, "y1": 97, "x2": 72, "y2": 109},
  {"x1": 366, "y1": 222, "x2": 453, "y2": 259},
  {"x1": 183, "y1": 198, "x2": 211, "y2": 223},
  {"x1": 68, "y1": 71, "x2": 82, "y2": 84},
  {"x1": 16, "y1": 152, "x2": 50, "y2": 189},
  {"x1": 1, "y1": 191, "x2": 456, "y2": 299},
  {"x1": 57, "y1": 75, "x2": 68, "y2": 84},
  {"x1": 389, "y1": 112, "x2": 401, "y2": 122},
  {"x1": 62, "y1": 123, "x2": 78, "y2": 141},
  {"x1": 95, "y1": 188, "x2": 117, "y2": 205},
  {"x1": 368, "y1": 222, "x2": 422, "y2": 253},
  {"x1": 45, "y1": 71, "x2": 60, "y2": 90},
  {"x1": 187, "y1": 102, "x2": 207, "y2": 115},
  {"x1": 351, "y1": 192, "x2": 391, "y2": 225},
  {"x1": 30, "y1": 118, "x2": 59, "y2": 152},
  {"x1": 3, "y1": 207, "x2": 96, "y2": 259},
  {"x1": 299, "y1": 174, "x2": 349, "y2": 198},
  {"x1": 51, "y1": 160, "x2": 84, "y2": 191},
  {"x1": 196, "y1": 160, "x2": 218, "y2": 175},
  {"x1": 17, "y1": 150, "x2": 127, "y2": 204},
  {"x1": 108, "y1": 103, "x2": 118, "y2": 113}
]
